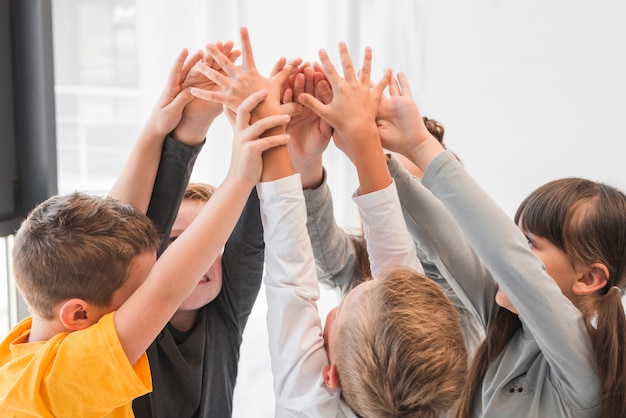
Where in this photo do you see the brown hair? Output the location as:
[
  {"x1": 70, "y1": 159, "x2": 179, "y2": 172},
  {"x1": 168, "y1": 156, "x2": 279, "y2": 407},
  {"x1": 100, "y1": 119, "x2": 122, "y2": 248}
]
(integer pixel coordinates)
[
  {"x1": 457, "y1": 177, "x2": 626, "y2": 417},
  {"x1": 335, "y1": 267, "x2": 468, "y2": 417},
  {"x1": 12, "y1": 192, "x2": 160, "y2": 320},
  {"x1": 422, "y1": 117, "x2": 445, "y2": 146}
]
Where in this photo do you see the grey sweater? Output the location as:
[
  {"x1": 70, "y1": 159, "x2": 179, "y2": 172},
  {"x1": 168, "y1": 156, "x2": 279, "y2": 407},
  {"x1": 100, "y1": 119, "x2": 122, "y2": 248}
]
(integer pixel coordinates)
[{"x1": 416, "y1": 151, "x2": 601, "y2": 417}]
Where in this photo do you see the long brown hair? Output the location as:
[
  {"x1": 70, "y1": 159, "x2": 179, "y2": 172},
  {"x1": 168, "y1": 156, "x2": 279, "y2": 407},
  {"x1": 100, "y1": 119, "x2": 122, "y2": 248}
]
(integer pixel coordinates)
[{"x1": 456, "y1": 178, "x2": 626, "y2": 417}]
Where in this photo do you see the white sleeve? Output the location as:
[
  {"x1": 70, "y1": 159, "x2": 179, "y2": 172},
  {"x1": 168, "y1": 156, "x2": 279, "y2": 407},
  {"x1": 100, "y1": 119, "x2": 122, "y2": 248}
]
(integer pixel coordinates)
[
  {"x1": 352, "y1": 180, "x2": 423, "y2": 278},
  {"x1": 257, "y1": 175, "x2": 341, "y2": 417}
]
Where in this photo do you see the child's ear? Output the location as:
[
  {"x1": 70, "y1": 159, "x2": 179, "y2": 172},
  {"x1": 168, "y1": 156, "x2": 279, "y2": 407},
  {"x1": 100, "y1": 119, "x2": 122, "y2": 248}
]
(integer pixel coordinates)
[
  {"x1": 573, "y1": 263, "x2": 609, "y2": 296},
  {"x1": 322, "y1": 363, "x2": 341, "y2": 389},
  {"x1": 58, "y1": 299, "x2": 94, "y2": 331}
]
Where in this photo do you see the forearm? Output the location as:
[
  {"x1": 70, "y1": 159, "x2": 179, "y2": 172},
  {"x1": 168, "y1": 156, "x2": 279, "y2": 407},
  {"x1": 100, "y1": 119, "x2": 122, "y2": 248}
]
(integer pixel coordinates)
[
  {"x1": 259, "y1": 175, "x2": 330, "y2": 407},
  {"x1": 115, "y1": 175, "x2": 255, "y2": 365},
  {"x1": 354, "y1": 180, "x2": 422, "y2": 278},
  {"x1": 108, "y1": 127, "x2": 164, "y2": 212},
  {"x1": 349, "y1": 127, "x2": 392, "y2": 195},
  {"x1": 304, "y1": 172, "x2": 357, "y2": 295},
  {"x1": 388, "y1": 155, "x2": 495, "y2": 327},
  {"x1": 146, "y1": 135, "x2": 203, "y2": 257}
]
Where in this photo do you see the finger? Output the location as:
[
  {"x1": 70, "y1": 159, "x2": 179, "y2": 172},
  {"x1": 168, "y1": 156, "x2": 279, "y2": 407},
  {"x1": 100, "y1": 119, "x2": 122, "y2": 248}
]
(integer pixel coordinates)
[
  {"x1": 227, "y1": 50, "x2": 241, "y2": 65},
  {"x1": 250, "y1": 133, "x2": 290, "y2": 153},
  {"x1": 397, "y1": 72, "x2": 413, "y2": 97},
  {"x1": 195, "y1": 61, "x2": 231, "y2": 89},
  {"x1": 190, "y1": 87, "x2": 227, "y2": 104},
  {"x1": 315, "y1": 79, "x2": 333, "y2": 105},
  {"x1": 181, "y1": 49, "x2": 203, "y2": 81},
  {"x1": 373, "y1": 68, "x2": 392, "y2": 97},
  {"x1": 163, "y1": 48, "x2": 189, "y2": 95},
  {"x1": 204, "y1": 41, "x2": 233, "y2": 71},
  {"x1": 245, "y1": 114, "x2": 291, "y2": 139},
  {"x1": 388, "y1": 71, "x2": 401, "y2": 96},
  {"x1": 281, "y1": 101, "x2": 302, "y2": 118},
  {"x1": 359, "y1": 47, "x2": 372, "y2": 85},
  {"x1": 236, "y1": 89, "x2": 269, "y2": 128},
  {"x1": 297, "y1": 92, "x2": 327, "y2": 119},
  {"x1": 165, "y1": 87, "x2": 195, "y2": 112},
  {"x1": 287, "y1": 57, "x2": 304, "y2": 68},
  {"x1": 283, "y1": 86, "x2": 295, "y2": 104},
  {"x1": 269, "y1": 57, "x2": 287, "y2": 77},
  {"x1": 293, "y1": 72, "x2": 306, "y2": 98},
  {"x1": 317, "y1": 49, "x2": 341, "y2": 88},
  {"x1": 302, "y1": 66, "x2": 315, "y2": 95},
  {"x1": 338, "y1": 42, "x2": 357, "y2": 82},
  {"x1": 239, "y1": 26, "x2": 259, "y2": 72},
  {"x1": 272, "y1": 64, "x2": 297, "y2": 91},
  {"x1": 206, "y1": 43, "x2": 239, "y2": 77}
]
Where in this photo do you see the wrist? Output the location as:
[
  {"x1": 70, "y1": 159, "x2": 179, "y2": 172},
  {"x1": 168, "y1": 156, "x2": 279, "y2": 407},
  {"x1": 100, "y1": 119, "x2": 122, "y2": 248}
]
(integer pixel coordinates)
[{"x1": 172, "y1": 115, "x2": 217, "y2": 145}]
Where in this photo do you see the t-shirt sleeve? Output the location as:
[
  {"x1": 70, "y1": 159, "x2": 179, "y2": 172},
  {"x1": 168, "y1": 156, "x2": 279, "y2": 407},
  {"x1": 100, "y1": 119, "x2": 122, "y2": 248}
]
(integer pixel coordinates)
[{"x1": 40, "y1": 312, "x2": 152, "y2": 416}]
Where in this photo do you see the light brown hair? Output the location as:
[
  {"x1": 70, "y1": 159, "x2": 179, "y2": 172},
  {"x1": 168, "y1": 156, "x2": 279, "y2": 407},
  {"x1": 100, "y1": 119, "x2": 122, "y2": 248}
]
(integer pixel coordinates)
[
  {"x1": 12, "y1": 192, "x2": 160, "y2": 320},
  {"x1": 456, "y1": 177, "x2": 626, "y2": 417},
  {"x1": 183, "y1": 182, "x2": 216, "y2": 202},
  {"x1": 335, "y1": 267, "x2": 468, "y2": 417}
]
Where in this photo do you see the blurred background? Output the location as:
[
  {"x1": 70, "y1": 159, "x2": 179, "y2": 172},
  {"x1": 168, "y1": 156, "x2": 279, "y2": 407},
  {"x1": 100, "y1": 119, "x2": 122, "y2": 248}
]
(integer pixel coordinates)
[{"x1": 1, "y1": 1, "x2": 625, "y2": 415}]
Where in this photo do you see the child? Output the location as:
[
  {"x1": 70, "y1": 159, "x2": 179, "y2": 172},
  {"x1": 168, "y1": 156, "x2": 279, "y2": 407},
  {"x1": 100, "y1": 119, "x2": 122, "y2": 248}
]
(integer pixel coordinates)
[
  {"x1": 131, "y1": 41, "x2": 271, "y2": 418},
  {"x1": 379, "y1": 72, "x2": 626, "y2": 417},
  {"x1": 206, "y1": 39, "x2": 466, "y2": 416},
  {"x1": 0, "y1": 46, "x2": 290, "y2": 417},
  {"x1": 133, "y1": 183, "x2": 265, "y2": 418},
  {"x1": 282, "y1": 61, "x2": 485, "y2": 358}
]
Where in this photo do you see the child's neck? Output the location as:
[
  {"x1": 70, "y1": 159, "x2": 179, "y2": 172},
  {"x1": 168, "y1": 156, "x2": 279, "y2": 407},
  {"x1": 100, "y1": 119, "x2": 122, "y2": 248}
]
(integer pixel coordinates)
[
  {"x1": 28, "y1": 316, "x2": 69, "y2": 343},
  {"x1": 169, "y1": 309, "x2": 200, "y2": 332}
]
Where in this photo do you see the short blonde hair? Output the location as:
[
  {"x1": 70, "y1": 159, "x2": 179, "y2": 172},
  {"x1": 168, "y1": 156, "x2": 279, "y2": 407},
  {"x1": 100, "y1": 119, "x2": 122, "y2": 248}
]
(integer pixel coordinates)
[
  {"x1": 335, "y1": 267, "x2": 468, "y2": 418},
  {"x1": 13, "y1": 192, "x2": 160, "y2": 319},
  {"x1": 183, "y1": 182, "x2": 216, "y2": 202}
]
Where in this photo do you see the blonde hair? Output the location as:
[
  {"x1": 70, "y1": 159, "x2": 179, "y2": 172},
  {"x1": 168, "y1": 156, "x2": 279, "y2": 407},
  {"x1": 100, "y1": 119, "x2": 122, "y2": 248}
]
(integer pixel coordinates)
[
  {"x1": 183, "y1": 182, "x2": 216, "y2": 202},
  {"x1": 12, "y1": 192, "x2": 159, "y2": 319},
  {"x1": 335, "y1": 267, "x2": 468, "y2": 417}
]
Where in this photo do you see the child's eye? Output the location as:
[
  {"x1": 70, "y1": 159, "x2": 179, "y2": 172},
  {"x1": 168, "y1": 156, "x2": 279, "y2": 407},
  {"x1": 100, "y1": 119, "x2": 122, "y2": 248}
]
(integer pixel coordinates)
[{"x1": 525, "y1": 235, "x2": 535, "y2": 248}]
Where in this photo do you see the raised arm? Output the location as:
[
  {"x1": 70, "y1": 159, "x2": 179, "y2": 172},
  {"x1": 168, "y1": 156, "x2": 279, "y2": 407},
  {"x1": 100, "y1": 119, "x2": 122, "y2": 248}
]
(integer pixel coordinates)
[
  {"x1": 108, "y1": 49, "x2": 197, "y2": 211},
  {"x1": 191, "y1": 27, "x2": 299, "y2": 181},
  {"x1": 114, "y1": 90, "x2": 290, "y2": 365},
  {"x1": 146, "y1": 41, "x2": 240, "y2": 256},
  {"x1": 299, "y1": 44, "x2": 419, "y2": 277}
]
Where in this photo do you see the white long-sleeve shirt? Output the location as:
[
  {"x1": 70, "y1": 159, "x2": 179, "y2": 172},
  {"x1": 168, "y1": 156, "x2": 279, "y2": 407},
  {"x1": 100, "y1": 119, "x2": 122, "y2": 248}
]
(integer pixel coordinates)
[{"x1": 257, "y1": 174, "x2": 420, "y2": 417}]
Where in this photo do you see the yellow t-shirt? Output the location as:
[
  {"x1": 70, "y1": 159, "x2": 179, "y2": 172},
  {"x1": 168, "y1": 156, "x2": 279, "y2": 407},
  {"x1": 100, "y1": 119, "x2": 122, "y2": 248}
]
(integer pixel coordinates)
[{"x1": 0, "y1": 311, "x2": 152, "y2": 417}]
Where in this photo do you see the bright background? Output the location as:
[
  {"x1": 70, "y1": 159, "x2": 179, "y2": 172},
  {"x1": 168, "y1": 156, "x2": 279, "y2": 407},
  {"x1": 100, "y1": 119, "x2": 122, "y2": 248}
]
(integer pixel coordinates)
[{"x1": 1, "y1": 1, "x2": 625, "y2": 416}]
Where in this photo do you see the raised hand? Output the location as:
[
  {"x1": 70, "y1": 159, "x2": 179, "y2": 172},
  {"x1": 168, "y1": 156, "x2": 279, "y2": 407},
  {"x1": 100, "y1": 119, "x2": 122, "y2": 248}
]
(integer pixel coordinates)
[
  {"x1": 297, "y1": 43, "x2": 391, "y2": 162},
  {"x1": 227, "y1": 90, "x2": 291, "y2": 186},
  {"x1": 191, "y1": 27, "x2": 296, "y2": 117},
  {"x1": 190, "y1": 26, "x2": 299, "y2": 181},
  {"x1": 377, "y1": 72, "x2": 445, "y2": 171},
  {"x1": 172, "y1": 41, "x2": 241, "y2": 144},
  {"x1": 297, "y1": 43, "x2": 392, "y2": 195},
  {"x1": 143, "y1": 48, "x2": 197, "y2": 141},
  {"x1": 283, "y1": 64, "x2": 333, "y2": 188}
]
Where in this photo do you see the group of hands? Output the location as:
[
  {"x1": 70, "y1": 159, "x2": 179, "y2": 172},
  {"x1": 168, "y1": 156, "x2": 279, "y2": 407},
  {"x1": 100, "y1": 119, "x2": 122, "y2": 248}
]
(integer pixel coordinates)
[{"x1": 145, "y1": 26, "x2": 440, "y2": 189}]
